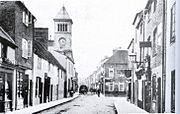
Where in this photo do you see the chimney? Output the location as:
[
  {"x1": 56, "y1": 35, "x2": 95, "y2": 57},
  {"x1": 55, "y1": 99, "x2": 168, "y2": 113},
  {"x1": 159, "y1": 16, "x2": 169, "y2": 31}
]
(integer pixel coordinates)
[
  {"x1": 113, "y1": 47, "x2": 121, "y2": 54},
  {"x1": 34, "y1": 28, "x2": 49, "y2": 49}
]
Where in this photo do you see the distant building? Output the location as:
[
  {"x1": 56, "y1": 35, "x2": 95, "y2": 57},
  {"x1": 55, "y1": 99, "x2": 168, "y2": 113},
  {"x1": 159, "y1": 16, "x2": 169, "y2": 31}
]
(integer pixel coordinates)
[
  {"x1": 0, "y1": 1, "x2": 36, "y2": 110},
  {"x1": 48, "y1": 6, "x2": 76, "y2": 97},
  {"x1": 103, "y1": 49, "x2": 129, "y2": 96}
]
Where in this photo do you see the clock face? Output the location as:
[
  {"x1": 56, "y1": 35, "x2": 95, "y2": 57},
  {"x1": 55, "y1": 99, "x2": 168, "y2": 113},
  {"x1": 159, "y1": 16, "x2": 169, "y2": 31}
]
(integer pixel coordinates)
[{"x1": 59, "y1": 38, "x2": 66, "y2": 48}]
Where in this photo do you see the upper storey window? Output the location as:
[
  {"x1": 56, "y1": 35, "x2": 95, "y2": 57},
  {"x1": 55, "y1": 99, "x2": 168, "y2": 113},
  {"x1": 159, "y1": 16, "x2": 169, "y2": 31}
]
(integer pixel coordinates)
[
  {"x1": 57, "y1": 24, "x2": 68, "y2": 32},
  {"x1": 22, "y1": 11, "x2": 33, "y2": 26}
]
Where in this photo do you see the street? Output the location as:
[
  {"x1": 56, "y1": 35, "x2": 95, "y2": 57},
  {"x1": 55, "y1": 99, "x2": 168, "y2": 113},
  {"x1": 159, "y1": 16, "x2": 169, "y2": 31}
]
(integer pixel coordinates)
[{"x1": 36, "y1": 93, "x2": 117, "y2": 114}]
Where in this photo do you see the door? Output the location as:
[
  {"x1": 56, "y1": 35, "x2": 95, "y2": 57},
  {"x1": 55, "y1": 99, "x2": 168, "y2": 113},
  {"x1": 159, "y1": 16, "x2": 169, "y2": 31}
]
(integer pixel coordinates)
[
  {"x1": 29, "y1": 80, "x2": 32, "y2": 106},
  {"x1": 22, "y1": 74, "x2": 29, "y2": 107},
  {"x1": 171, "y1": 70, "x2": 175, "y2": 113},
  {"x1": 157, "y1": 77, "x2": 161, "y2": 113}
]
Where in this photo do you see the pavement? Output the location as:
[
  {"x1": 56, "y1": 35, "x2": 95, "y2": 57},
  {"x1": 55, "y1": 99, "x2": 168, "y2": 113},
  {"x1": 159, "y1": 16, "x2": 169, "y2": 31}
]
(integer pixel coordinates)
[
  {"x1": 113, "y1": 97, "x2": 148, "y2": 114},
  {"x1": 5, "y1": 93, "x2": 79, "y2": 114}
]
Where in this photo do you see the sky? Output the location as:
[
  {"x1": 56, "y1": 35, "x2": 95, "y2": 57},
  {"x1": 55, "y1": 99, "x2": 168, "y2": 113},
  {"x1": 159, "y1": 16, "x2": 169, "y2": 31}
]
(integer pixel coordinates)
[{"x1": 24, "y1": 0, "x2": 147, "y2": 81}]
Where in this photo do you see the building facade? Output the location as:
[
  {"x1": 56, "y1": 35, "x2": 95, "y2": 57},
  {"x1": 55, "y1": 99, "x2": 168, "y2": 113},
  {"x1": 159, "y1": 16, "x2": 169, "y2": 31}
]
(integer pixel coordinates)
[
  {"x1": 165, "y1": 0, "x2": 176, "y2": 113},
  {"x1": 33, "y1": 39, "x2": 66, "y2": 105},
  {"x1": 86, "y1": 49, "x2": 129, "y2": 96},
  {"x1": 130, "y1": 0, "x2": 177, "y2": 113},
  {"x1": 33, "y1": 28, "x2": 66, "y2": 105},
  {"x1": 0, "y1": 1, "x2": 36, "y2": 110},
  {"x1": 104, "y1": 49, "x2": 129, "y2": 96},
  {"x1": 48, "y1": 6, "x2": 76, "y2": 98},
  {"x1": 0, "y1": 26, "x2": 17, "y2": 112}
]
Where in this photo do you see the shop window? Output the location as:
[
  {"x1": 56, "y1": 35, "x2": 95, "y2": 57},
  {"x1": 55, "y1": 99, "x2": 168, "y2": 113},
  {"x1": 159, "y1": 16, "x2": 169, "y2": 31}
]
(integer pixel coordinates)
[
  {"x1": 17, "y1": 72, "x2": 23, "y2": 98},
  {"x1": 1, "y1": 43, "x2": 7, "y2": 59}
]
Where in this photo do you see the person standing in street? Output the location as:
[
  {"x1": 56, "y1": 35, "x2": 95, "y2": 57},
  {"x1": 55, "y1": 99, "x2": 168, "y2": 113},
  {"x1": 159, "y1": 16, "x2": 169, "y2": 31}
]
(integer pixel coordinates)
[{"x1": 97, "y1": 89, "x2": 100, "y2": 97}]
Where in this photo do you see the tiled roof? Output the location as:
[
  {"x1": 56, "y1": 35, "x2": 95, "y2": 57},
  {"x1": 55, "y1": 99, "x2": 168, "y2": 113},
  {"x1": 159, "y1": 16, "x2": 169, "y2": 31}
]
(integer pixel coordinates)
[
  {"x1": 55, "y1": 6, "x2": 71, "y2": 19},
  {"x1": 54, "y1": 6, "x2": 73, "y2": 24},
  {"x1": 50, "y1": 50, "x2": 67, "y2": 70},
  {"x1": 33, "y1": 40, "x2": 66, "y2": 72},
  {"x1": 105, "y1": 50, "x2": 128, "y2": 64}
]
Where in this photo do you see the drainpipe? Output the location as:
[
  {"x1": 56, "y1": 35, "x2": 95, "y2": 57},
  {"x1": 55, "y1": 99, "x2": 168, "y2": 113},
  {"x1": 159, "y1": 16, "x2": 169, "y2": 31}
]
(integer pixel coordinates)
[{"x1": 162, "y1": 0, "x2": 167, "y2": 112}]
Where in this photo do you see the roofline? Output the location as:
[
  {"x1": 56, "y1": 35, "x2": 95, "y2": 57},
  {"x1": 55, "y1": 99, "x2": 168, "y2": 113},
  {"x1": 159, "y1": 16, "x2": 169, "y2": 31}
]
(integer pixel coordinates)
[
  {"x1": 34, "y1": 40, "x2": 66, "y2": 72},
  {"x1": 145, "y1": 0, "x2": 153, "y2": 9},
  {"x1": 53, "y1": 19, "x2": 73, "y2": 24},
  {"x1": 132, "y1": 10, "x2": 143, "y2": 25},
  {"x1": 127, "y1": 38, "x2": 134, "y2": 49},
  {"x1": 15, "y1": 1, "x2": 36, "y2": 20},
  {"x1": 66, "y1": 55, "x2": 75, "y2": 64}
]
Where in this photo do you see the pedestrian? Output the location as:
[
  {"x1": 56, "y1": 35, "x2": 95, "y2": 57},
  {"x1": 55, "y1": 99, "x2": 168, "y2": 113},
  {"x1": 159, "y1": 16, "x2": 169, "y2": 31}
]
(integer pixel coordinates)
[{"x1": 97, "y1": 89, "x2": 100, "y2": 97}]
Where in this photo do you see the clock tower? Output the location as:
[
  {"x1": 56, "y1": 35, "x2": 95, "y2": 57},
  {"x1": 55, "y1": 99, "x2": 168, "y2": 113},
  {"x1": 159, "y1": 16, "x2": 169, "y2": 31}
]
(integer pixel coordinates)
[{"x1": 53, "y1": 6, "x2": 74, "y2": 61}]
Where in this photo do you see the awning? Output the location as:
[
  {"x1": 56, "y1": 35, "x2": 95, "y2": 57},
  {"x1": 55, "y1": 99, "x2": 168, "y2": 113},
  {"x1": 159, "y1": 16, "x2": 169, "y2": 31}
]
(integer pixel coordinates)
[{"x1": 0, "y1": 26, "x2": 17, "y2": 48}]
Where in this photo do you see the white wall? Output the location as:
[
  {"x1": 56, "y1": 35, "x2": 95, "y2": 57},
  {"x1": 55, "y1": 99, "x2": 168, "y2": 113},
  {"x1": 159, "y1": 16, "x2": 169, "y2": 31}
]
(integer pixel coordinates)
[
  {"x1": 165, "y1": 0, "x2": 176, "y2": 112},
  {"x1": 33, "y1": 54, "x2": 48, "y2": 105}
]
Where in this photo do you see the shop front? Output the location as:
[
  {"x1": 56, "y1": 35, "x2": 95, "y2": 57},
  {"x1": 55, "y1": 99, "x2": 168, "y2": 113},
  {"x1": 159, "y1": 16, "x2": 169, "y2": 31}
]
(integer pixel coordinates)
[{"x1": 0, "y1": 64, "x2": 15, "y2": 112}]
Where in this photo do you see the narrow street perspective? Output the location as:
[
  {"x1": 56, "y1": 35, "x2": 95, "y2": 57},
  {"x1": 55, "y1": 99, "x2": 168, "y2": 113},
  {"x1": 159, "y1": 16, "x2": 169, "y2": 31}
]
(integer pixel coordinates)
[
  {"x1": 0, "y1": 0, "x2": 179, "y2": 114},
  {"x1": 36, "y1": 94, "x2": 117, "y2": 114}
]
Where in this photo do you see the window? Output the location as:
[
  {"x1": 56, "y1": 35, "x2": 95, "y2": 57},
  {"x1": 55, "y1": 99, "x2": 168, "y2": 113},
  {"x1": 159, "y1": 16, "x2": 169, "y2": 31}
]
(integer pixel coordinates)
[
  {"x1": 170, "y1": 3, "x2": 176, "y2": 44},
  {"x1": 1, "y1": 43, "x2": 7, "y2": 59},
  {"x1": 109, "y1": 68, "x2": 114, "y2": 78},
  {"x1": 119, "y1": 84, "x2": 124, "y2": 91},
  {"x1": 57, "y1": 24, "x2": 60, "y2": 32},
  {"x1": 22, "y1": 39, "x2": 32, "y2": 59},
  {"x1": 153, "y1": 27, "x2": 157, "y2": 56},
  {"x1": 27, "y1": 40, "x2": 32, "y2": 57},
  {"x1": 22, "y1": 38, "x2": 28, "y2": 59},
  {"x1": 37, "y1": 57, "x2": 42, "y2": 69},
  {"x1": 57, "y1": 24, "x2": 68, "y2": 32},
  {"x1": 109, "y1": 83, "x2": 113, "y2": 91},
  {"x1": 22, "y1": 11, "x2": 29, "y2": 26},
  {"x1": 65, "y1": 24, "x2": 67, "y2": 31},
  {"x1": 48, "y1": 63, "x2": 51, "y2": 71}
]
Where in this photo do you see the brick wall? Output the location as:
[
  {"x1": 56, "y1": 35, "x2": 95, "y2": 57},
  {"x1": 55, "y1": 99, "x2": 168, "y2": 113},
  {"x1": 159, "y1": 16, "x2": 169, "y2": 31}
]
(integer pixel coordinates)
[
  {"x1": 0, "y1": 1, "x2": 35, "y2": 69},
  {"x1": 145, "y1": 0, "x2": 164, "y2": 69},
  {"x1": 35, "y1": 28, "x2": 49, "y2": 50}
]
